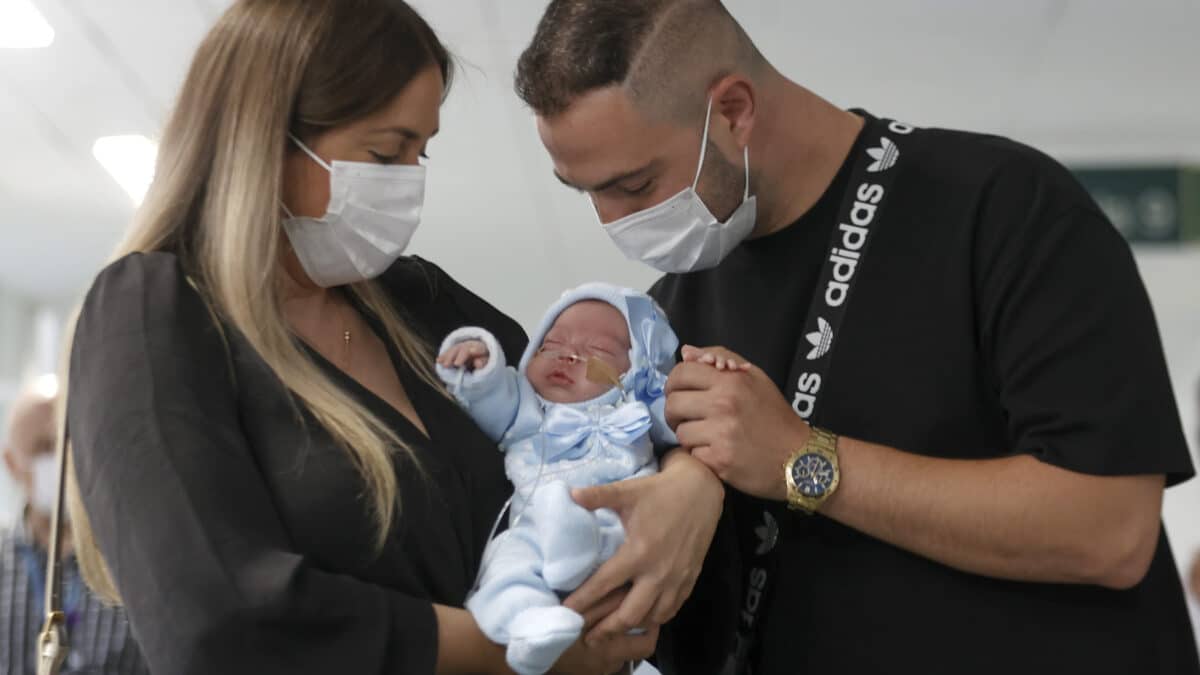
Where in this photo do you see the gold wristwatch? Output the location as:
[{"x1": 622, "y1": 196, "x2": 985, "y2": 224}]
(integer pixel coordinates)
[{"x1": 784, "y1": 426, "x2": 841, "y2": 514}]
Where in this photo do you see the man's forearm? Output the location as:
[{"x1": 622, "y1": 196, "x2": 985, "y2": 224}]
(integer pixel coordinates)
[{"x1": 820, "y1": 437, "x2": 1165, "y2": 590}]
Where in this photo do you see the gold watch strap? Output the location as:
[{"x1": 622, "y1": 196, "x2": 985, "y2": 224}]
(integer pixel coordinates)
[
  {"x1": 807, "y1": 426, "x2": 838, "y2": 454},
  {"x1": 786, "y1": 426, "x2": 840, "y2": 513}
]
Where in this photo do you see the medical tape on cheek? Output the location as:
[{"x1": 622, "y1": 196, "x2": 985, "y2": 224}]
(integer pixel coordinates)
[{"x1": 585, "y1": 358, "x2": 623, "y2": 392}]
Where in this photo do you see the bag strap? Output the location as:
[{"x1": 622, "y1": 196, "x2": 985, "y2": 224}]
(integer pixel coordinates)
[{"x1": 37, "y1": 406, "x2": 70, "y2": 675}]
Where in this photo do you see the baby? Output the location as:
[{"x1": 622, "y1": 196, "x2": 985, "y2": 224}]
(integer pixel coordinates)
[{"x1": 436, "y1": 283, "x2": 678, "y2": 675}]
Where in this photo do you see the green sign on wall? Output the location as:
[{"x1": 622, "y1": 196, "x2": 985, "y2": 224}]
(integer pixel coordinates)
[{"x1": 1072, "y1": 166, "x2": 1200, "y2": 243}]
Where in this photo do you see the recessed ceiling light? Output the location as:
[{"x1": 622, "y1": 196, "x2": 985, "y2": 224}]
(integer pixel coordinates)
[
  {"x1": 93, "y1": 135, "x2": 159, "y2": 207},
  {"x1": 0, "y1": 0, "x2": 55, "y2": 49}
]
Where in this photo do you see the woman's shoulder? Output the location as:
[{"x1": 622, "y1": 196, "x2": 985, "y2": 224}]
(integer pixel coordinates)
[
  {"x1": 69, "y1": 251, "x2": 239, "y2": 442},
  {"x1": 86, "y1": 249, "x2": 186, "y2": 291},
  {"x1": 380, "y1": 256, "x2": 528, "y2": 362},
  {"x1": 77, "y1": 251, "x2": 217, "y2": 348}
]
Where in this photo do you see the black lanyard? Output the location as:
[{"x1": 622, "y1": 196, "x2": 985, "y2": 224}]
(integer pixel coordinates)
[{"x1": 724, "y1": 115, "x2": 914, "y2": 674}]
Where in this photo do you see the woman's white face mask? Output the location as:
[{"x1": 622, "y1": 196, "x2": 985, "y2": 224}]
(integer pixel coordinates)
[
  {"x1": 599, "y1": 97, "x2": 757, "y2": 274},
  {"x1": 282, "y1": 135, "x2": 427, "y2": 288}
]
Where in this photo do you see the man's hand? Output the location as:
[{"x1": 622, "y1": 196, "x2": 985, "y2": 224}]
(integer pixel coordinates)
[
  {"x1": 437, "y1": 339, "x2": 490, "y2": 372},
  {"x1": 667, "y1": 344, "x2": 810, "y2": 502},
  {"x1": 564, "y1": 450, "x2": 724, "y2": 643}
]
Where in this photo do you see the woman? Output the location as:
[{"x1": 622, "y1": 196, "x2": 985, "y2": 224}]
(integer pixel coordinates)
[{"x1": 61, "y1": 1, "x2": 722, "y2": 673}]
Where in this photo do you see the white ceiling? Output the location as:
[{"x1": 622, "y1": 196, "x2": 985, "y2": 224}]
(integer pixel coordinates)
[{"x1": 1, "y1": 0, "x2": 1199, "y2": 326}]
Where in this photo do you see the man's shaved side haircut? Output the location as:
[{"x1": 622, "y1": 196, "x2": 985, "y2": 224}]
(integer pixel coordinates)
[{"x1": 516, "y1": 0, "x2": 766, "y2": 122}]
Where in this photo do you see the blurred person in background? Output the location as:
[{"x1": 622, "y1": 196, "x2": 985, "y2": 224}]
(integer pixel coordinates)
[
  {"x1": 1191, "y1": 552, "x2": 1200, "y2": 650},
  {"x1": 1, "y1": 384, "x2": 147, "y2": 673},
  {"x1": 58, "y1": 0, "x2": 721, "y2": 673}
]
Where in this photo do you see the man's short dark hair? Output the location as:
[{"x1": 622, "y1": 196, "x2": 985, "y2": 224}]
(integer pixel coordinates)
[{"x1": 515, "y1": 0, "x2": 763, "y2": 120}]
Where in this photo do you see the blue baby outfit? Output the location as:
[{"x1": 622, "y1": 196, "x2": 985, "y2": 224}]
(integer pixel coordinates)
[{"x1": 436, "y1": 283, "x2": 678, "y2": 675}]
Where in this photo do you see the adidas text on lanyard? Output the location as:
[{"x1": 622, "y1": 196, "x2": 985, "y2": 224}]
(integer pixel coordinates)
[{"x1": 725, "y1": 116, "x2": 914, "y2": 675}]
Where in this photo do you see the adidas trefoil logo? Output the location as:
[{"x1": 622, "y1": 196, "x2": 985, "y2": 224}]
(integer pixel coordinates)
[
  {"x1": 755, "y1": 510, "x2": 779, "y2": 556},
  {"x1": 866, "y1": 136, "x2": 899, "y2": 173},
  {"x1": 806, "y1": 317, "x2": 834, "y2": 360}
]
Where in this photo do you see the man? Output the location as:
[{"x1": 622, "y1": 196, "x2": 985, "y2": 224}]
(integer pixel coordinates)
[
  {"x1": 2, "y1": 384, "x2": 147, "y2": 674},
  {"x1": 516, "y1": 1, "x2": 1199, "y2": 673}
]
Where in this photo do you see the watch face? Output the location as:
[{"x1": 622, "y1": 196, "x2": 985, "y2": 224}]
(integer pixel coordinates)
[{"x1": 791, "y1": 453, "x2": 835, "y2": 499}]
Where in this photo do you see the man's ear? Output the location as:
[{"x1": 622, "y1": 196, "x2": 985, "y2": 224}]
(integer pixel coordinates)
[{"x1": 711, "y1": 74, "x2": 757, "y2": 150}]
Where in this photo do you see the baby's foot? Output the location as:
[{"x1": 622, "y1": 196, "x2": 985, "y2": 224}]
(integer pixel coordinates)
[{"x1": 506, "y1": 605, "x2": 584, "y2": 675}]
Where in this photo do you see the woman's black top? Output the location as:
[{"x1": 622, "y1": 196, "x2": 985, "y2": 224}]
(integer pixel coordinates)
[{"x1": 67, "y1": 252, "x2": 527, "y2": 674}]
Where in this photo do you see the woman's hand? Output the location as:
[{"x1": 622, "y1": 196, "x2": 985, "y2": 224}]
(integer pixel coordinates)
[
  {"x1": 436, "y1": 595, "x2": 650, "y2": 675},
  {"x1": 550, "y1": 625, "x2": 659, "y2": 675},
  {"x1": 563, "y1": 449, "x2": 724, "y2": 643},
  {"x1": 437, "y1": 339, "x2": 490, "y2": 371}
]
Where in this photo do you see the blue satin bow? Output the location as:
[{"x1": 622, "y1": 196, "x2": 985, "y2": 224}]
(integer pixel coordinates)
[
  {"x1": 541, "y1": 400, "x2": 653, "y2": 462},
  {"x1": 631, "y1": 315, "x2": 672, "y2": 403}
]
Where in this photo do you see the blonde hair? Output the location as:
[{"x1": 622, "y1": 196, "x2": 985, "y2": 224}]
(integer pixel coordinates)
[{"x1": 59, "y1": 0, "x2": 453, "y2": 604}]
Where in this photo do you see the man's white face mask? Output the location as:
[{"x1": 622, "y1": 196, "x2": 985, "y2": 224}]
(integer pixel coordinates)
[{"x1": 599, "y1": 97, "x2": 757, "y2": 274}]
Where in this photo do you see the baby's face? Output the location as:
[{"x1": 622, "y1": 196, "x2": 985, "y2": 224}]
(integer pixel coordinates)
[{"x1": 527, "y1": 301, "x2": 632, "y2": 404}]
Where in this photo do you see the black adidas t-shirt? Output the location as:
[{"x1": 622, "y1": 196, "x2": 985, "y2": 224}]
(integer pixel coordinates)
[{"x1": 650, "y1": 113, "x2": 1199, "y2": 675}]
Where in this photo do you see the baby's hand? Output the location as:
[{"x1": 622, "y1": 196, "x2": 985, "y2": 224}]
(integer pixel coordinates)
[
  {"x1": 438, "y1": 339, "x2": 491, "y2": 372},
  {"x1": 681, "y1": 344, "x2": 753, "y2": 372}
]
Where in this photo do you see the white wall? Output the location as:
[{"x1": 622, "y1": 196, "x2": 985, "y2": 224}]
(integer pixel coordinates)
[{"x1": 1136, "y1": 246, "x2": 1200, "y2": 570}]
